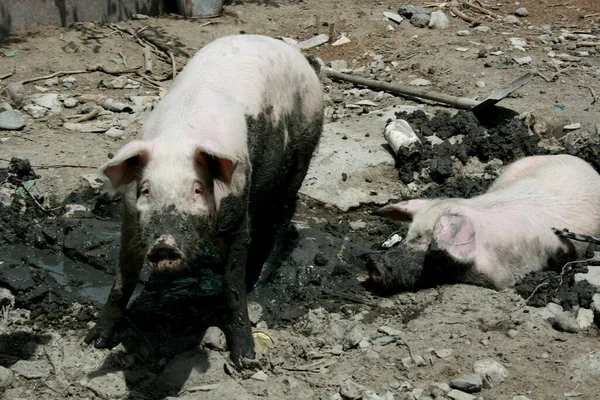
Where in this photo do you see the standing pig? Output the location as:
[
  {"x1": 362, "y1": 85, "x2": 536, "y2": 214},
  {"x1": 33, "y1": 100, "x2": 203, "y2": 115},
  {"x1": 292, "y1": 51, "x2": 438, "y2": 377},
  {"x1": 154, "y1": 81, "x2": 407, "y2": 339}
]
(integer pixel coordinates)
[
  {"x1": 368, "y1": 154, "x2": 600, "y2": 293},
  {"x1": 84, "y1": 35, "x2": 324, "y2": 365}
]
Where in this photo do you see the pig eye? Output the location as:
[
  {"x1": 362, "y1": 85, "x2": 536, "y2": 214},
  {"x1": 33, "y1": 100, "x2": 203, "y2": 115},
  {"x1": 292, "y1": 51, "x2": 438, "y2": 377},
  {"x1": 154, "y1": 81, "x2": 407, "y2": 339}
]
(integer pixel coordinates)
[
  {"x1": 140, "y1": 182, "x2": 151, "y2": 198},
  {"x1": 193, "y1": 182, "x2": 205, "y2": 196}
]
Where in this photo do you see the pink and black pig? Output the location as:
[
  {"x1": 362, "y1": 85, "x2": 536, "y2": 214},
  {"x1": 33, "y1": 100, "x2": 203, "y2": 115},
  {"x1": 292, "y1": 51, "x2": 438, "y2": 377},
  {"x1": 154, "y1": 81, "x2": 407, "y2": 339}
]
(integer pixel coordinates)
[
  {"x1": 368, "y1": 154, "x2": 600, "y2": 293},
  {"x1": 84, "y1": 35, "x2": 324, "y2": 365}
]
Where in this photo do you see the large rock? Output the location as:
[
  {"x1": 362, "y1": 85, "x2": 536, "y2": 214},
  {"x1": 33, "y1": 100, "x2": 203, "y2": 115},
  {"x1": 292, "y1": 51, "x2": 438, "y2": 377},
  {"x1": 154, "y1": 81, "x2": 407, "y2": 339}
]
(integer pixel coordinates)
[
  {"x1": 429, "y1": 10, "x2": 449, "y2": 29},
  {"x1": 0, "y1": 110, "x2": 25, "y2": 130},
  {"x1": 450, "y1": 374, "x2": 483, "y2": 393},
  {"x1": 11, "y1": 359, "x2": 52, "y2": 379}
]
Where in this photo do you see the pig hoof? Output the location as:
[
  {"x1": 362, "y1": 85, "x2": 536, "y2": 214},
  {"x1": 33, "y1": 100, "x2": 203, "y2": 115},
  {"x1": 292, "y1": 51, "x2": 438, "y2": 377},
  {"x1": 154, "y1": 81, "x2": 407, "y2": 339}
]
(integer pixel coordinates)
[{"x1": 84, "y1": 325, "x2": 119, "y2": 349}]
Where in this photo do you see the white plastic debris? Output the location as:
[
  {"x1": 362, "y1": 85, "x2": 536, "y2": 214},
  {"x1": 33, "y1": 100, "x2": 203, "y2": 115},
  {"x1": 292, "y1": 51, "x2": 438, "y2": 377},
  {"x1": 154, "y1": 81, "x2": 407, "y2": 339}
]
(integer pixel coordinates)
[
  {"x1": 382, "y1": 233, "x2": 403, "y2": 248},
  {"x1": 384, "y1": 119, "x2": 420, "y2": 155}
]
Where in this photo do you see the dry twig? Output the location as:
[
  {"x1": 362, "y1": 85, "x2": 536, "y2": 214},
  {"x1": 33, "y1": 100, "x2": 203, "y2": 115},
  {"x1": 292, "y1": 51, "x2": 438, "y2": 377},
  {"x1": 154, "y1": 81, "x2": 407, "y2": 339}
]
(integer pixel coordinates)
[
  {"x1": 0, "y1": 70, "x2": 14, "y2": 80},
  {"x1": 20, "y1": 65, "x2": 140, "y2": 85},
  {"x1": 463, "y1": 2, "x2": 498, "y2": 18},
  {"x1": 0, "y1": 157, "x2": 96, "y2": 169},
  {"x1": 450, "y1": 6, "x2": 482, "y2": 26}
]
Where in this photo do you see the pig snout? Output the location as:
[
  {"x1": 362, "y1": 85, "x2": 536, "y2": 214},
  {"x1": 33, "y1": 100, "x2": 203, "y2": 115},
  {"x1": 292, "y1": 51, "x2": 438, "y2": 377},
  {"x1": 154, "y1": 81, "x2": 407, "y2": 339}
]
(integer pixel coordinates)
[{"x1": 147, "y1": 234, "x2": 185, "y2": 270}]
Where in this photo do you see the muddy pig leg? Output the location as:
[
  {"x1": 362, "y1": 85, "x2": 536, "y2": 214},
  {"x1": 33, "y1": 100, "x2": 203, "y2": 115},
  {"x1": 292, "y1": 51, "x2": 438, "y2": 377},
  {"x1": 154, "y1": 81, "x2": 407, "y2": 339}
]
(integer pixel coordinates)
[
  {"x1": 217, "y1": 194, "x2": 255, "y2": 366},
  {"x1": 84, "y1": 200, "x2": 144, "y2": 348}
]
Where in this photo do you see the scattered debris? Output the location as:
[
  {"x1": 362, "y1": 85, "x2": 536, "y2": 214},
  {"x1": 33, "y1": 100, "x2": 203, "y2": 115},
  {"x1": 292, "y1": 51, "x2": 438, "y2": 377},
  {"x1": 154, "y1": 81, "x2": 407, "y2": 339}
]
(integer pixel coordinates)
[{"x1": 294, "y1": 34, "x2": 329, "y2": 50}]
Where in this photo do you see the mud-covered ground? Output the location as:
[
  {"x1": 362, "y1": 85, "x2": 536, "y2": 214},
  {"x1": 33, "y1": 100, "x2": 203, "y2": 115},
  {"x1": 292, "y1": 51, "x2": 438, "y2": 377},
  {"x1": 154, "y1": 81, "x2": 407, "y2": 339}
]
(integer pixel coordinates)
[{"x1": 1, "y1": 1, "x2": 600, "y2": 399}]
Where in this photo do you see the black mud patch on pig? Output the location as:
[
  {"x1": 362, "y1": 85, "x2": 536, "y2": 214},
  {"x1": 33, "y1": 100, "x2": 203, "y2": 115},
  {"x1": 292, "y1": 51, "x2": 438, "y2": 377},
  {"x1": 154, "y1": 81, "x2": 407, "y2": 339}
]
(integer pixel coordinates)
[{"x1": 392, "y1": 109, "x2": 543, "y2": 185}]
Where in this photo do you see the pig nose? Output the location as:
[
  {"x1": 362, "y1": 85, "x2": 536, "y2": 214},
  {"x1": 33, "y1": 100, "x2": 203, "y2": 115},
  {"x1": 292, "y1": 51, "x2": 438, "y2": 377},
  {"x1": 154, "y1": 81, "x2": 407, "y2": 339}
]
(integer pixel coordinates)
[{"x1": 147, "y1": 243, "x2": 183, "y2": 264}]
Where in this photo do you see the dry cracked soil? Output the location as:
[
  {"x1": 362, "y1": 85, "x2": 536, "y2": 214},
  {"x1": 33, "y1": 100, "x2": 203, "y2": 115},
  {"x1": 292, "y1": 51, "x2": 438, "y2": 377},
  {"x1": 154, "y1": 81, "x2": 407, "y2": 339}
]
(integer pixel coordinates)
[{"x1": 1, "y1": 1, "x2": 600, "y2": 399}]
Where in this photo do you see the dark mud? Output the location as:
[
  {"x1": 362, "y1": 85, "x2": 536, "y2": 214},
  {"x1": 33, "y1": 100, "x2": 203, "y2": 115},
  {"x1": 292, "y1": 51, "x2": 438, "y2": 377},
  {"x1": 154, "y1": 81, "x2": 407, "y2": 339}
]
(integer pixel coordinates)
[{"x1": 515, "y1": 264, "x2": 597, "y2": 310}]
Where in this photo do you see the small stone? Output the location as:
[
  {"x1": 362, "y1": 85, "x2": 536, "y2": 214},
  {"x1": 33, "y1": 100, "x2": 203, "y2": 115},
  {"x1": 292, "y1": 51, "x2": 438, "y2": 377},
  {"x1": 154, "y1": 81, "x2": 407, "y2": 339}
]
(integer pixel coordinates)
[
  {"x1": 577, "y1": 308, "x2": 594, "y2": 329},
  {"x1": 383, "y1": 12, "x2": 404, "y2": 24},
  {"x1": 515, "y1": 7, "x2": 528, "y2": 17},
  {"x1": 104, "y1": 127, "x2": 125, "y2": 139},
  {"x1": 0, "y1": 366, "x2": 14, "y2": 389},
  {"x1": 345, "y1": 326, "x2": 364, "y2": 349},
  {"x1": 507, "y1": 329, "x2": 519, "y2": 338},
  {"x1": 247, "y1": 301, "x2": 263, "y2": 325},
  {"x1": 331, "y1": 60, "x2": 349, "y2": 71},
  {"x1": 533, "y1": 122, "x2": 548, "y2": 135},
  {"x1": 428, "y1": 10, "x2": 448, "y2": 29},
  {"x1": 563, "y1": 123, "x2": 581, "y2": 131},
  {"x1": 450, "y1": 374, "x2": 483, "y2": 393},
  {"x1": 378, "y1": 326, "x2": 402, "y2": 336},
  {"x1": 201, "y1": 326, "x2": 226, "y2": 351},
  {"x1": 472, "y1": 359, "x2": 508, "y2": 383},
  {"x1": 63, "y1": 97, "x2": 79, "y2": 108},
  {"x1": 411, "y1": 13, "x2": 431, "y2": 28},
  {"x1": 31, "y1": 93, "x2": 62, "y2": 112},
  {"x1": 250, "y1": 370, "x2": 268, "y2": 382},
  {"x1": 551, "y1": 311, "x2": 581, "y2": 333},
  {"x1": 387, "y1": 25, "x2": 396, "y2": 32},
  {"x1": 398, "y1": 5, "x2": 430, "y2": 17},
  {"x1": 455, "y1": 47, "x2": 470, "y2": 52},
  {"x1": 447, "y1": 389, "x2": 476, "y2": 400},
  {"x1": 0, "y1": 109, "x2": 25, "y2": 130},
  {"x1": 11, "y1": 360, "x2": 52, "y2": 379},
  {"x1": 409, "y1": 78, "x2": 431, "y2": 86},
  {"x1": 475, "y1": 81, "x2": 486, "y2": 88},
  {"x1": 510, "y1": 37, "x2": 527, "y2": 47},
  {"x1": 350, "y1": 220, "x2": 367, "y2": 230},
  {"x1": 430, "y1": 382, "x2": 451, "y2": 394},
  {"x1": 514, "y1": 56, "x2": 532, "y2": 65},
  {"x1": 372, "y1": 336, "x2": 395, "y2": 346},
  {"x1": 457, "y1": 30, "x2": 470, "y2": 36},
  {"x1": 340, "y1": 379, "x2": 364, "y2": 400},
  {"x1": 434, "y1": 348, "x2": 453, "y2": 359},
  {"x1": 503, "y1": 15, "x2": 520, "y2": 24},
  {"x1": 474, "y1": 25, "x2": 490, "y2": 33},
  {"x1": 23, "y1": 104, "x2": 48, "y2": 119},
  {"x1": 358, "y1": 339, "x2": 370, "y2": 348}
]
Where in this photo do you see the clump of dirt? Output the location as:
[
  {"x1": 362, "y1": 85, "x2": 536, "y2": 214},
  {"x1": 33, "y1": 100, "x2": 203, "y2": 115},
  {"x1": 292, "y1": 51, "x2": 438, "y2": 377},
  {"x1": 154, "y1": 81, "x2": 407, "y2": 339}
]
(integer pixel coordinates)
[
  {"x1": 514, "y1": 265, "x2": 597, "y2": 309},
  {"x1": 393, "y1": 109, "x2": 543, "y2": 185},
  {"x1": 6, "y1": 157, "x2": 40, "y2": 184}
]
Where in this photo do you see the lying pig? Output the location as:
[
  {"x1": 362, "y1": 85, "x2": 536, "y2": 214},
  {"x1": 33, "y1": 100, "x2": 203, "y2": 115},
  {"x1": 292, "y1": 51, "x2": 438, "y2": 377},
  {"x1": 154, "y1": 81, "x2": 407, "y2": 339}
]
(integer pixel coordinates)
[
  {"x1": 368, "y1": 154, "x2": 600, "y2": 293},
  {"x1": 84, "y1": 35, "x2": 324, "y2": 365}
]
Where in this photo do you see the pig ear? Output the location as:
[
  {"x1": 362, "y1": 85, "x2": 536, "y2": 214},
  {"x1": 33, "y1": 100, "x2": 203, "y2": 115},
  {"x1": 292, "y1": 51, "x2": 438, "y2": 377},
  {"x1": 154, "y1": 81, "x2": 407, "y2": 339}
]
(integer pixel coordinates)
[
  {"x1": 102, "y1": 141, "x2": 151, "y2": 188},
  {"x1": 195, "y1": 149, "x2": 237, "y2": 185},
  {"x1": 432, "y1": 213, "x2": 477, "y2": 262},
  {"x1": 375, "y1": 199, "x2": 432, "y2": 221}
]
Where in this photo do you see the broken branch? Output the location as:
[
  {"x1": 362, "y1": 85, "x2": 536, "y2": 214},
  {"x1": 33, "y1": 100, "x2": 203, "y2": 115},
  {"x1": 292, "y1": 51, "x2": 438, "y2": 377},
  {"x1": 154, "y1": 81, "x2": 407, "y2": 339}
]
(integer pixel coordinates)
[
  {"x1": 450, "y1": 6, "x2": 481, "y2": 26},
  {"x1": 463, "y1": 2, "x2": 498, "y2": 18},
  {"x1": 19, "y1": 65, "x2": 141, "y2": 85}
]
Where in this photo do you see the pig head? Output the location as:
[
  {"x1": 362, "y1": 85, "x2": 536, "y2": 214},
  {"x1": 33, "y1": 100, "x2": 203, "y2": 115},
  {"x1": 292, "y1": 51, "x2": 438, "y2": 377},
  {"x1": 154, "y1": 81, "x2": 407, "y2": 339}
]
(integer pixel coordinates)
[{"x1": 102, "y1": 138, "x2": 238, "y2": 272}]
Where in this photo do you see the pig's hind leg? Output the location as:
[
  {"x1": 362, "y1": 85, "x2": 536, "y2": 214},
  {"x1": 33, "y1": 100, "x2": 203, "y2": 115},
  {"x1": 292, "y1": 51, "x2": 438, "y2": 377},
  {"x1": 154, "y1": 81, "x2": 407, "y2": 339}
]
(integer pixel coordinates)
[{"x1": 85, "y1": 205, "x2": 145, "y2": 348}]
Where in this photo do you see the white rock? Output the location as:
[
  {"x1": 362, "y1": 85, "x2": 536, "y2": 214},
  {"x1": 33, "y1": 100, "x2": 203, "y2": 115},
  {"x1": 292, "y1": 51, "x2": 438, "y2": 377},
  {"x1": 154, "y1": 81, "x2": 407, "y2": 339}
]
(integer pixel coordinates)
[
  {"x1": 201, "y1": 326, "x2": 227, "y2": 350},
  {"x1": 515, "y1": 7, "x2": 528, "y2": 17},
  {"x1": 23, "y1": 104, "x2": 48, "y2": 119},
  {"x1": 563, "y1": 123, "x2": 581, "y2": 131},
  {"x1": 408, "y1": 78, "x2": 431, "y2": 86},
  {"x1": 455, "y1": 47, "x2": 469, "y2": 52},
  {"x1": 447, "y1": 389, "x2": 476, "y2": 400},
  {"x1": 63, "y1": 97, "x2": 79, "y2": 108},
  {"x1": 383, "y1": 12, "x2": 404, "y2": 24},
  {"x1": 457, "y1": 30, "x2": 470, "y2": 36},
  {"x1": 250, "y1": 370, "x2": 268, "y2": 382},
  {"x1": 576, "y1": 308, "x2": 594, "y2": 329},
  {"x1": 514, "y1": 56, "x2": 533, "y2": 65},
  {"x1": 474, "y1": 25, "x2": 490, "y2": 33},
  {"x1": 0, "y1": 109, "x2": 25, "y2": 129},
  {"x1": 434, "y1": 348, "x2": 453, "y2": 359},
  {"x1": 247, "y1": 301, "x2": 263, "y2": 324},
  {"x1": 332, "y1": 34, "x2": 351, "y2": 47},
  {"x1": 475, "y1": 81, "x2": 486, "y2": 88},
  {"x1": 330, "y1": 60, "x2": 349, "y2": 71},
  {"x1": 503, "y1": 15, "x2": 520, "y2": 24},
  {"x1": 294, "y1": 34, "x2": 329, "y2": 50},
  {"x1": 429, "y1": 10, "x2": 449, "y2": 29},
  {"x1": 574, "y1": 265, "x2": 600, "y2": 288},
  {"x1": 31, "y1": 93, "x2": 62, "y2": 112},
  {"x1": 104, "y1": 127, "x2": 125, "y2": 139},
  {"x1": 0, "y1": 366, "x2": 14, "y2": 389},
  {"x1": 81, "y1": 173, "x2": 106, "y2": 190},
  {"x1": 340, "y1": 379, "x2": 365, "y2": 400},
  {"x1": 378, "y1": 326, "x2": 402, "y2": 336},
  {"x1": 381, "y1": 233, "x2": 402, "y2": 248},
  {"x1": 11, "y1": 360, "x2": 52, "y2": 379},
  {"x1": 80, "y1": 371, "x2": 128, "y2": 398},
  {"x1": 510, "y1": 37, "x2": 527, "y2": 47},
  {"x1": 472, "y1": 358, "x2": 508, "y2": 381},
  {"x1": 350, "y1": 220, "x2": 367, "y2": 230},
  {"x1": 387, "y1": 24, "x2": 396, "y2": 32}
]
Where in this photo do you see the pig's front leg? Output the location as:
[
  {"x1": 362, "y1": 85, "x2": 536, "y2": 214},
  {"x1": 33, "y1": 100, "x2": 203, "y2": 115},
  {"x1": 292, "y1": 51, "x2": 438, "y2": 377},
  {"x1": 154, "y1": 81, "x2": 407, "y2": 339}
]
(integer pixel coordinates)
[
  {"x1": 85, "y1": 208, "x2": 144, "y2": 348},
  {"x1": 222, "y1": 223, "x2": 255, "y2": 366}
]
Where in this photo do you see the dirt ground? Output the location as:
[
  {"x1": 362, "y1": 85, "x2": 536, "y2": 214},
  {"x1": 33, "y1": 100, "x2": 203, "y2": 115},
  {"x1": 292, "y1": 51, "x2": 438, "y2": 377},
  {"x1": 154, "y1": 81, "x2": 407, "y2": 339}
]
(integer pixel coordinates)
[{"x1": 1, "y1": 0, "x2": 600, "y2": 399}]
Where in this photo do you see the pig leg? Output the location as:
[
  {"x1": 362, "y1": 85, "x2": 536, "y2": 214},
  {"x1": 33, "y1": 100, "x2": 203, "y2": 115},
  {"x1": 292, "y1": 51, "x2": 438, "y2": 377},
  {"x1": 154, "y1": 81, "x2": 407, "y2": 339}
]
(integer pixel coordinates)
[
  {"x1": 217, "y1": 195, "x2": 255, "y2": 366},
  {"x1": 84, "y1": 203, "x2": 144, "y2": 348}
]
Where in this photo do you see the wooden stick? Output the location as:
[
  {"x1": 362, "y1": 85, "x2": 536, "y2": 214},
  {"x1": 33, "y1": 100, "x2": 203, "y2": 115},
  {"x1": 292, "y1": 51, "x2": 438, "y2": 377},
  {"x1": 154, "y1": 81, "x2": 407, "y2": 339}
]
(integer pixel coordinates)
[
  {"x1": 328, "y1": 23, "x2": 335, "y2": 44},
  {"x1": 19, "y1": 65, "x2": 140, "y2": 85},
  {"x1": 584, "y1": 12, "x2": 600, "y2": 18},
  {"x1": 450, "y1": 6, "x2": 482, "y2": 26},
  {"x1": 143, "y1": 46, "x2": 153, "y2": 74},
  {"x1": 118, "y1": 49, "x2": 128, "y2": 67},
  {"x1": 463, "y1": 2, "x2": 498, "y2": 18},
  {"x1": 72, "y1": 110, "x2": 100, "y2": 123},
  {"x1": 0, "y1": 71, "x2": 14, "y2": 80},
  {"x1": 169, "y1": 51, "x2": 177, "y2": 78},
  {"x1": 577, "y1": 41, "x2": 600, "y2": 47}
]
